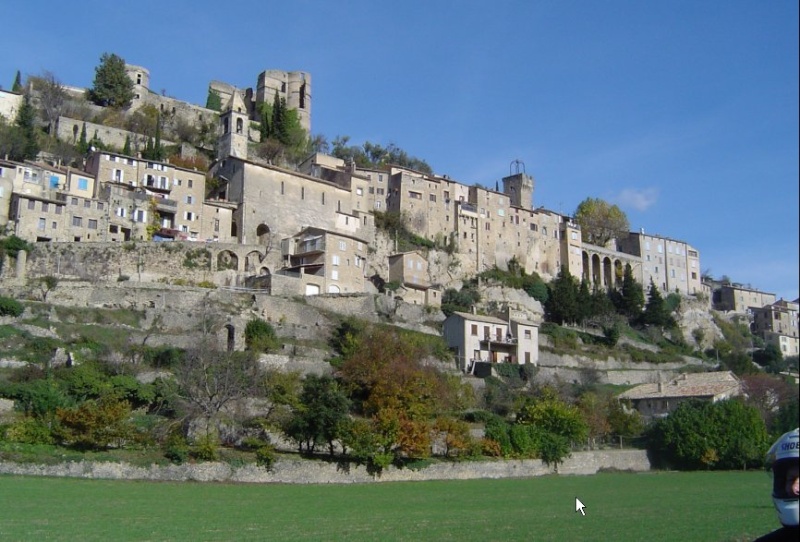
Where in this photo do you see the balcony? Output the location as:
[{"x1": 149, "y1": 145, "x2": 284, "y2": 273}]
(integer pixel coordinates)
[{"x1": 142, "y1": 175, "x2": 171, "y2": 193}]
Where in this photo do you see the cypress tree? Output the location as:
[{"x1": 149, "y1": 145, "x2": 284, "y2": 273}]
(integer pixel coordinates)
[
  {"x1": 642, "y1": 279, "x2": 675, "y2": 328},
  {"x1": 618, "y1": 264, "x2": 644, "y2": 321},
  {"x1": 14, "y1": 95, "x2": 39, "y2": 160},
  {"x1": 153, "y1": 114, "x2": 163, "y2": 160},
  {"x1": 11, "y1": 70, "x2": 23, "y2": 92},
  {"x1": 260, "y1": 107, "x2": 270, "y2": 141},
  {"x1": 77, "y1": 122, "x2": 89, "y2": 155},
  {"x1": 122, "y1": 135, "x2": 131, "y2": 155}
]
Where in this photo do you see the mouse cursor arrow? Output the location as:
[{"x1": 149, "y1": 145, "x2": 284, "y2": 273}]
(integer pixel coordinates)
[{"x1": 575, "y1": 498, "x2": 586, "y2": 516}]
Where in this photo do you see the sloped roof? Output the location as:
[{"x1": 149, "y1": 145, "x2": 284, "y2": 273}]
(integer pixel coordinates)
[
  {"x1": 224, "y1": 90, "x2": 247, "y2": 114},
  {"x1": 617, "y1": 371, "x2": 741, "y2": 401}
]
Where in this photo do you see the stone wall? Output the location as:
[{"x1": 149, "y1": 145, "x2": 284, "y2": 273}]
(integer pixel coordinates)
[
  {"x1": 0, "y1": 449, "x2": 649, "y2": 484},
  {"x1": 55, "y1": 116, "x2": 176, "y2": 153}
]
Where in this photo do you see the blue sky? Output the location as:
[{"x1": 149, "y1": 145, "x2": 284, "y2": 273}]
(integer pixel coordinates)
[{"x1": 2, "y1": 1, "x2": 797, "y2": 300}]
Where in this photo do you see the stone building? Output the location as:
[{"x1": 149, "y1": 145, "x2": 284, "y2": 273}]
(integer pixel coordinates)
[
  {"x1": 209, "y1": 69, "x2": 311, "y2": 134},
  {"x1": 713, "y1": 283, "x2": 776, "y2": 313},
  {"x1": 387, "y1": 251, "x2": 441, "y2": 307},
  {"x1": 752, "y1": 298, "x2": 799, "y2": 357},
  {"x1": 442, "y1": 309, "x2": 539, "y2": 374},
  {"x1": 617, "y1": 231, "x2": 702, "y2": 295},
  {"x1": 208, "y1": 154, "x2": 374, "y2": 274},
  {"x1": 617, "y1": 371, "x2": 742, "y2": 420},
  {"x1": 1, "y1": 159, "x2": 103, "y2": 242},
  {"x1": 85, "y1": 151, "x2": 209, "y2": 241},
  {"x1": 0, "y1": 89, "x2": 22, "y2": 120},
  {"x1": 279, "y1": 227, "x2": 368, "y2": 295}
]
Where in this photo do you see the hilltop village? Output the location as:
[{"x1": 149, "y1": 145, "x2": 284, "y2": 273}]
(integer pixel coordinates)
[{"x1": 0, "y1": 60, "x2": 797, "y2": 364}]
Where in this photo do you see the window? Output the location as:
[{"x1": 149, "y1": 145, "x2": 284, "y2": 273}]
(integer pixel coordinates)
[
  {"x1": 97, "y1": 202, "x2": 104, "y2": 211},
  {"x1": 38, "y1": 218, "x2": 46, "y2": 230},
  {"x1": 377, "y1": 188, "x2": 384, "y2": 195},
  {"x1": 331, "y1": 270, "x2": 339, "y2": 281},
  {"x1": 113, "y1": 169, "x2": 123, "y2": 182},
  {"x1": 332, "y1": 255, "x2": 340, "y2": 266},
  {"x1": 42, "y1": 202, "x2": 49, "y2": 212},
  {"x1": 55, "y1": 206, "x2": 62, "y2": 215},
  {"x1": 339, "y1": 240, "x2": 346, "y2": 250},
  {"x1": 524, "y1": 329, "x2": 532, "y2": 339},
  {"x1": 51, "y1": 221, "x2": 57, "y2": 230},
  {"x1": 27, "y1": 199, "x2": 36, "y2": 210},
  {"x1": 71, "y1": 197, "x2": 78, "y2": 206},
  {"x1": 134, "y1": 209, "x2": 146, "y2": 223},
  {"x1": 281, "y1": 181, "x2": 284, "y2": 195},
  {"x1": 471, "y1": 324, "x2": 478, "y2": 336},
  {"x1": 186, "y1": 195, "x2": 193, "y2": 204},
  {"x1": 77, "y1": 178, "x2": 88, "y2": 191},
  {"x1": 72, "y1": 216, "x2": 82, "y2": 227},
  {"x1": 356, "y1": 188, "x2": 363, "y2": 196},
  {"x1": 658, "y1": 245, "x2": 663, "y2": 253},
  {"x1": 498, "y1": 209, "x2": 505, "y2": 217},
  {"x1": 84, "y1": 199, "x2": 91, "y2": 208},
  {"x1": 429, "y1": 194, "x2": 436, "y2": 202},
  {"x1": 116, "y1": 207, "x2": 126, "y2": 218},
  {"x1": 184, "y1": 212, "x2": 195, "y2": 221},
  {"x1": 408, "y1": 191, "x2": 422, "y2": 200},
  {"x1": 88, "y1": 219, "x2": 98, "y2": 230},
  {"x1": 571, "y1": 231, "x2": 577, "y2": 240},
  {"x1": 188, "y1": 179, "x2": 193, "y2": 188}
]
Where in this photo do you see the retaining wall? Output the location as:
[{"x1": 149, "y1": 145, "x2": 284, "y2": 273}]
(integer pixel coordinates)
[{"x1": 0, "y1": 449, "x2": 649, "y2": 484}]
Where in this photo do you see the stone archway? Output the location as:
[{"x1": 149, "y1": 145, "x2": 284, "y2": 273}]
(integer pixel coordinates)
[
  {"x1": 256, "y1": 223, "x2": 271, "y2": 248},
  {"x1": 225, "y1": 324, "x2": 235, "y2": 352},
  {"x1": 217, "y1": 250, "x2": 239, "y2": 271}
]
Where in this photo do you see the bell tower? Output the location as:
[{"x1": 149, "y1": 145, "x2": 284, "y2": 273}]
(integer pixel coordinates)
[{"x1": 217, "y1": 90, "x2": 249, "y2": 160}]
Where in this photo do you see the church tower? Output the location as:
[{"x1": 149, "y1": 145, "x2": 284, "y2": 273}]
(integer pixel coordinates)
[{"x1": 217, "y1": 90, "x2": 249, "y2": 160}]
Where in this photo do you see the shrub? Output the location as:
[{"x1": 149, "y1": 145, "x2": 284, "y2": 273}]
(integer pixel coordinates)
[
  {"x1": 255, "y1": 445, "x2": 276, "y2": 470},
  {"x1": 244, "y1": 318, "x2": 279, "y2": 353},
  {"x1": 191, "y1": 433, "x2": 219, "y2": 462},
  {"x1": 0, "y1": 296, "x2": 24, "y2": 317},
  {"x1": 164, "y1": 433, "x2": 189, "y2": 464},
  {"x1": 4, "y1": 417, "x2": 55, "y2": 445}
]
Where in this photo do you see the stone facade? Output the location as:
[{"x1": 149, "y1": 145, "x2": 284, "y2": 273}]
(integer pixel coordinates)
[
  {"x1": 714, "y1": 284, "x2": 776, "y2": 312},
  {"x1": 752, "y1": 298, "x2": 800, "y2": 357},
  {"x1": 0, "y1": 89, "x2": 22, "y2": 120},
  {"x1": 443, "y1": 309, "x2": 539, "y2": 372}
]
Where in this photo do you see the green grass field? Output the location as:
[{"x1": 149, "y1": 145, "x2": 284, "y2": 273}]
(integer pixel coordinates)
[{"x1": 0, "y1": 470, "x2": 777, "y2": 541}]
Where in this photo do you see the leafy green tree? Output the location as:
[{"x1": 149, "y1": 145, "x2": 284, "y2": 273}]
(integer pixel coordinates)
[
  {"x1": 577, "y1": 280, "x2": 592, "y2": 325},
  {"x1": 544, "y1": 269, "x2": 580, "y2": 325},
  {"x1": 11, "y1": 70, "x2": 23, "y2": 92},
  {"x1": 87, "y1": 53, "x2": 134, "y2": 108},
  {"x1": 244, "y1": 318, "x2": 279, "y2": 353},
  {"x1": 205, "y1": 89, "x2": 222, "y2": 111},
  {"x1": 441, "y1": 285, "x2": 481, "y2": 317},
  {"x1": 574, "y1": 197, "x2": 630, "y2": 247},
  {"x1": 646, "y1": 399, "x2": 768, "y2": 470},
  {"x1": 55, "y1": 397, "x2": 135, "y2": 450},
  {"x1": 284, "y1": 374, "x2": 351, "y2": 455},
  {"x1": 37, "y1": 275, "x2": 58, "y2": 302}
]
